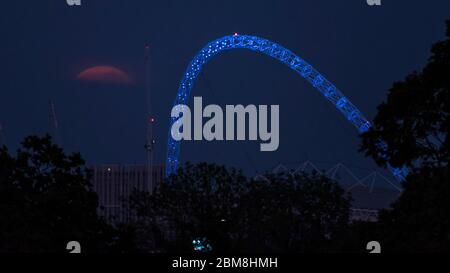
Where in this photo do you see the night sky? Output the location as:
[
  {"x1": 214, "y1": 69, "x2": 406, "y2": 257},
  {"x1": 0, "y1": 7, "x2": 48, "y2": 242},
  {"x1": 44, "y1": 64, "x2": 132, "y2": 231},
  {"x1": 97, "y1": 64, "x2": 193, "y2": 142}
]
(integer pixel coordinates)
[{"x1": 1, "y1": 0, "x2": 449, "y2": 181}]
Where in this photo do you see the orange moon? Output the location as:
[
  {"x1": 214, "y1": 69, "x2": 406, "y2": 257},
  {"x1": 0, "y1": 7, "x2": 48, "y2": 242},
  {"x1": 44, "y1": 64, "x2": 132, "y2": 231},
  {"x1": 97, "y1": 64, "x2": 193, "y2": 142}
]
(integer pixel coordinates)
[{"x1": 77, "y1": 66, "x2": 133, "y2": 84}]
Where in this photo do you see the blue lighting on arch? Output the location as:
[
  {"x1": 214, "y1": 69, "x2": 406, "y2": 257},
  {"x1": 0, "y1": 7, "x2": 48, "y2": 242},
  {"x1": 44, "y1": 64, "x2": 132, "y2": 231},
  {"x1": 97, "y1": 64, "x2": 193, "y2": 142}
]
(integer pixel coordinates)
[{"x1": 166, "y1": 34, "x2": 408, "y2": 181}]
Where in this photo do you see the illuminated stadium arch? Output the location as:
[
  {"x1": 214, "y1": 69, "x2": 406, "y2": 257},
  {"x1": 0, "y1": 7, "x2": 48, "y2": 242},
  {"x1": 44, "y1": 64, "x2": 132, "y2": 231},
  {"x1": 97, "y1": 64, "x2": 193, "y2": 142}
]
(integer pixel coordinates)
[{"x1": 166, "y1": 34, "x2": 408, "y2": 181}]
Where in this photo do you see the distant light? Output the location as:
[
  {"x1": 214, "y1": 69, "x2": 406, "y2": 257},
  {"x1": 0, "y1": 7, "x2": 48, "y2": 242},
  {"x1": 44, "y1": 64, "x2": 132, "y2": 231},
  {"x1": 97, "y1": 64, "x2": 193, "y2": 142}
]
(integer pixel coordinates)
[
  {"x1": 233, "y1": 32, "x2": 238, "y2": 36},
  {"x1": 150, "y1": 117, "x2": 156, "y2": 123},
  {"x1": 107, "y1": 167, "x2": 111, "y2": 172}
]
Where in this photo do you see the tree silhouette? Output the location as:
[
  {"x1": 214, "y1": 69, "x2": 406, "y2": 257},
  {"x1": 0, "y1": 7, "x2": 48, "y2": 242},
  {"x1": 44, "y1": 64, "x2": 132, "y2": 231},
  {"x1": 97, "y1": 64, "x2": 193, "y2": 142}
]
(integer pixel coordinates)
[
  {"x1": 0, "y1": 135, "x2": 122, "y2": 252},
  {"x1": 359, "y1": 21, "x2": 450, "y2": 252},
  {"x1": 377, "y1": 166, "x2": 450, "y2": 252},
  {"x1": 129, "y1": 162, "x2": 351, "y2": 253},
  {"x1": 361, "y1": 21, "x2": 450, "y2": 168},
  {"x1": 238, "y1": 171, "x2": 351, "y2": 252},
  {"x1": 360, "y1": 21, "x2": 450, "y2": 171}
]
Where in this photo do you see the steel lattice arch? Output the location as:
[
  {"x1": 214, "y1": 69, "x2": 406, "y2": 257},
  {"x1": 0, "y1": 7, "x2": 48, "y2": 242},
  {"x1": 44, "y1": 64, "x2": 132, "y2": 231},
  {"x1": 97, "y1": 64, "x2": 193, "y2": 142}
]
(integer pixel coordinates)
[{"x1": 166, "y1": 34, "x2": 408, "y2": 181}]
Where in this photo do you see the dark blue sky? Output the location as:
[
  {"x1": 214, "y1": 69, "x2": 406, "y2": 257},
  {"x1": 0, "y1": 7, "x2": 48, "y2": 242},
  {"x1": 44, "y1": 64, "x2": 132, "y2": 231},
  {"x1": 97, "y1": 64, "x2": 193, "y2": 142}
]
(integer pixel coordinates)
[{"x1": 1, "y1": 0, "x2": 449, "y2": 179}]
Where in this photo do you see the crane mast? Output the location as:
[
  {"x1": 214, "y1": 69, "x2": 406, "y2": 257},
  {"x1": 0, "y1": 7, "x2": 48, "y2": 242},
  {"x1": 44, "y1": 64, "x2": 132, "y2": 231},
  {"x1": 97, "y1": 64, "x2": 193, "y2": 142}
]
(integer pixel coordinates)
[
  {"x1": 144, "y1": 44, "x2": 155, "y2": 193},
  {"x1": 49, "y1": 100, "x2": 62, "y2": 147}
]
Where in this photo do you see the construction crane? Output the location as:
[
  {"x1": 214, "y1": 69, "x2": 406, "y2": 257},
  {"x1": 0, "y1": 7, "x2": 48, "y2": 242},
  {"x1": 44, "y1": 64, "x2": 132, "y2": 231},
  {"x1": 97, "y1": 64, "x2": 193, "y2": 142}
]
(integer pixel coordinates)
[
  {"x1": 144, "y1": 43, "x2": 155, "y2": 194},
  {"x1": 48, "y1": 100, "x2": 62, "y2": 147},
  {"x1": 0, "y1": 122, "x2": 5, "y2": 147}
]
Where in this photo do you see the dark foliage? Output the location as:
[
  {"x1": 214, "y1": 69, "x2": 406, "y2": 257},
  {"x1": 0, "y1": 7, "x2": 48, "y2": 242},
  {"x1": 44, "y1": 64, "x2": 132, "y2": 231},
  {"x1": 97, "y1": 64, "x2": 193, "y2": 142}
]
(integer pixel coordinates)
[
  {"x1": 360, "y1": 21, "x2": 450, "y2": 171},
  {"x1": 129, "y1": 162, "x2": 351, "y2": 253},
  {"x1": 0, "y1": 135, "x2": 124, "y2": 252},
  {"x1": 358, "y1": 21, "x2": 450, "y2": 253}
]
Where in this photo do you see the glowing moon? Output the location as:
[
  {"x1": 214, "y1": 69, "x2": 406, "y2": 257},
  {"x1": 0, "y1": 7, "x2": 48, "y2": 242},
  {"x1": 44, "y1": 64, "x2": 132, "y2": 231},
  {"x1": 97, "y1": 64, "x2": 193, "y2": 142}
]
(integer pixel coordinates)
[{"x1": 77, "y1": 65, "x2": 133, "y2": 84}]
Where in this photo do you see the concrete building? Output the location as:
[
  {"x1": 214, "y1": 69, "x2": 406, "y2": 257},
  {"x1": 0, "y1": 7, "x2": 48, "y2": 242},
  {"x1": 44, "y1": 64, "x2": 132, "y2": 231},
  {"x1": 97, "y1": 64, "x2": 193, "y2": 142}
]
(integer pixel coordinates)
[{"x1": 90, "y1": 164, "x2": 165, "y2": 224}]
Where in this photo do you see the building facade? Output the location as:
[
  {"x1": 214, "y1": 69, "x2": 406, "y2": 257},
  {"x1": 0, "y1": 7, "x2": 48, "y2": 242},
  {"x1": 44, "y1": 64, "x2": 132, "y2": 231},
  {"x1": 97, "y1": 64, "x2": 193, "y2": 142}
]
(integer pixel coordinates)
[{"x1": 90, "y1": 164, "x2": 165, "y2": 224}]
